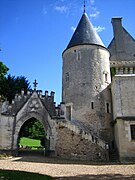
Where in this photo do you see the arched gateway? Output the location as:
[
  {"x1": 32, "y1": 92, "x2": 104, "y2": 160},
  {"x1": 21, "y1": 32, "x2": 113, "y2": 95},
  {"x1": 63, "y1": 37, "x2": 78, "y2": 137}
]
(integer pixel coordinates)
[
  {"x1": 0, "y1": 87, "x2": 58, "y2": 156},
  {"x1": 16, "y1": 111, "x2": 51, "y2": 155},
  {"x1": 17, "y1": 117, "x2": 48, "y2": 155}
]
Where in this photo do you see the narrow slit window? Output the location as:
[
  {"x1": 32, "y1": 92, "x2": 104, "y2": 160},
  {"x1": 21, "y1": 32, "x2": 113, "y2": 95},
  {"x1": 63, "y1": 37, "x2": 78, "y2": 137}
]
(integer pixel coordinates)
[
  {"x1": 66, "y1": 106, "x2": 71, "y2": 121},
  {"x1": 91, "y1": 102, "x2": 94, "y2": 109},
  {"x1": 65, "y1": 72, "x2": 69, "y2": 82},
  {"x1": 131, "y1": 125, "x2": 135, "y2": 140},
  {"x1": 106, "y1": 103, "x2": 110, "y2": 113},
  {"x1": 105, "y1": 73, "x2": 108, "y2": 82},
  {"x1": 78, "y1": 51, "x2": 81, "y2": 60}
]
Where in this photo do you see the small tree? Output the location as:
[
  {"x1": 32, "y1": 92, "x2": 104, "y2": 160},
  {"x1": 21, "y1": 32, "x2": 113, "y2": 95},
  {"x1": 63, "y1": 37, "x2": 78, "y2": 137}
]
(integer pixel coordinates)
[
  {"x1": 0, "y1": 61, "x2": 9, "y2": 101},
  {"x1": 0, "y1": 61, "x2": 9, "y2": 80}
]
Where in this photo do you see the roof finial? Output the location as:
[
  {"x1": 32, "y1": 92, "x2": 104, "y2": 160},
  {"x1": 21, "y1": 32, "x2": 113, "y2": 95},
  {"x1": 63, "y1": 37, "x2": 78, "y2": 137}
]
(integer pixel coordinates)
[{"x1": 83, "y1": 0, "x2": 86, "y2": 13}]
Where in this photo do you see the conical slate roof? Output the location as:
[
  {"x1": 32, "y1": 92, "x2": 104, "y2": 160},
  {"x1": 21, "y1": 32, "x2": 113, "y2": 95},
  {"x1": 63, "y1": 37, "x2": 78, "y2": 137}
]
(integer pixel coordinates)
[{"x1": 66, "y1": 12, "x2": 104, "y2": 49}]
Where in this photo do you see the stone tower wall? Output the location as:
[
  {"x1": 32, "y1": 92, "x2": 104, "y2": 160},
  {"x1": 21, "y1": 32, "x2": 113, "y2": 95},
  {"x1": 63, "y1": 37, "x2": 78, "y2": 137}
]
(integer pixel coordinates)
[{"x1": 62, "y1": 45, "x2": 112, "y2": 140}]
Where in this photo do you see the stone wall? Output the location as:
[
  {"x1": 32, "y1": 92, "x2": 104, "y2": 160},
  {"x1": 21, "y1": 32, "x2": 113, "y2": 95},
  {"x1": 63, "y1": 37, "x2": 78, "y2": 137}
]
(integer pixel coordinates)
[
  {"x1": 56, "y1": 122, "x2": 108, "y2": 161},
  {"x1": 62, "y1": 45, "x2": 112, "y2": 140},
  {"x1": 112, "y1": 75, "x2": 135, "y2": 161},
  {"x1": 111, "y1": 75, "x2": 135, "y2": 120},
  {"x1": 0, "y1": 115, "x2": 14, "y2": 150},
  {"x1": 114, "y1": 119, "x2": 135, "y2": 162}
]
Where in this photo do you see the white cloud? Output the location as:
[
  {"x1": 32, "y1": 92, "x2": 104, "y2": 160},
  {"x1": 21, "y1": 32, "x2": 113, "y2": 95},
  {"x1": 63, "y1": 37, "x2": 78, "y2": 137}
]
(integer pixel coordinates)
[
  {"x1": 43, "y1": 7, "x2": 47, "y2": 15},
  {"x1": 54, "y1": 5, "x2": 68, "y2": 13},
  {"x1": 90, "y1": 0, "x2": 95, "y2": 5},
  {"x1": 94, "y1": 26, "x2": 105, "y2": 32},
  {"x1": 71, "y1": 26, "x2": 76, "y2": 32},
  {"x1": 89, "y1": 1, "x2": 100, "y2": 19},
  {"x1": 90, "y1": 10, "x2": 100, "y2": 18}
]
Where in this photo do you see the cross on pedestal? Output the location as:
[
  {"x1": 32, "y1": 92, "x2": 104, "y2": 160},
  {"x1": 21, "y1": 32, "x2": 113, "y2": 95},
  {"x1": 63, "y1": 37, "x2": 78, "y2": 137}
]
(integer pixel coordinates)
[{"x1": 33, "y1": 79, "x2": 38, "y2": 90}]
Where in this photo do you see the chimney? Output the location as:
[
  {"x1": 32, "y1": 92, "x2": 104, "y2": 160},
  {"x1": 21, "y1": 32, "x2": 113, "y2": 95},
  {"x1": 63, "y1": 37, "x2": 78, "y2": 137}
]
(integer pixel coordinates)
[{"x1": 111, "y1": 17, "x2": 125, "y2": 53}]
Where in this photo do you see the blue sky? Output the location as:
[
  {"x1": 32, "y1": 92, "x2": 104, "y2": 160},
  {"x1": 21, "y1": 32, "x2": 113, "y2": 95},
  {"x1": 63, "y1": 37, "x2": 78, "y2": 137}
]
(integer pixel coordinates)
[{"x1": 0, "y1": 0, "x2": 135, "y2": 104}]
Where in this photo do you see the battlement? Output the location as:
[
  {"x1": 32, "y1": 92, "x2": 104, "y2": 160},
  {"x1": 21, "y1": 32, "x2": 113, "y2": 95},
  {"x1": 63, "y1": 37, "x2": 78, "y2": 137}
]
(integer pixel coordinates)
[{"x1": 0, "y1": 89, "x2": 66, "y2": 119}]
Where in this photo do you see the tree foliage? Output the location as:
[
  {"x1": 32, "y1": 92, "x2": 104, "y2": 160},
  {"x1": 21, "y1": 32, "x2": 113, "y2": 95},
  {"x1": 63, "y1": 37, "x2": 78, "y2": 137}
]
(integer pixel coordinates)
[
  {"x1": 0, "y1": 74, "x2": 31, "y2": 103},
  {"x1": 110, "y1": 67, "x2": 116, "y2": 78},
  {"x1": 0, "y1": 61, "x2": 9, "y2": 80},
  {"x1": 20, "y1": 118, "x2": 45, "y2": 140}
]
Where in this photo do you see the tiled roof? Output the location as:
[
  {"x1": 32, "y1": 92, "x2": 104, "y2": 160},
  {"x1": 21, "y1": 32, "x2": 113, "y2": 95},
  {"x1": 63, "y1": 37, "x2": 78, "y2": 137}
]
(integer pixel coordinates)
[{"x1": 66, "y1": 12, "x2": 104, "y2": 50}]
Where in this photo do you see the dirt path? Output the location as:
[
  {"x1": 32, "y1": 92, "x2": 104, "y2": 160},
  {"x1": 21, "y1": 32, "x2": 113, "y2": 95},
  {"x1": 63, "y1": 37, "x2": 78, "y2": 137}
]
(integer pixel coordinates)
[{"x1": 0, "y1": 156, "x2": 135, "y2": 179}]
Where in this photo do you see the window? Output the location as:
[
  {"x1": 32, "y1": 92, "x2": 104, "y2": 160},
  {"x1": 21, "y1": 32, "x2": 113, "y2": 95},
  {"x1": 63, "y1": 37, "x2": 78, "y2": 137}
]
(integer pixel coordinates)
[
  {"x1": 104, "y1": 71, "x2": 108, "y2": 82},
  {"x1": 105, "y1": 73, "x2": 108, "y2": 82},
  {"x1": 106, "y1": 102, "x2": 111, "y2": 113},
  {"x1": 91, "y1": 102, "x2": 94, "y2": 109},
  {"x1": 78, "y1": 51, "x2": 81, "y2": 61},
  {"x1": 106, "y1": 103, "x2": 109, "y2": 113},
  {"x1": 65, "y1": 72, "x2": 69, "y2": 82},
  {"x1": 66, "y1": 106, "x2": 71, "y2": 121},
  {"x1": 131, "y1": 125, "x2": 135, "y2": 140}
]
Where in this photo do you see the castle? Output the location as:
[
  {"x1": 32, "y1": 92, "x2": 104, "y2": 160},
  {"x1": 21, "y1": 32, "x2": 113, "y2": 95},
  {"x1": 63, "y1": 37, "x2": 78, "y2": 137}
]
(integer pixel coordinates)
[{"x1": 0, "y1": 11, "x2": 135, "y2": 162}]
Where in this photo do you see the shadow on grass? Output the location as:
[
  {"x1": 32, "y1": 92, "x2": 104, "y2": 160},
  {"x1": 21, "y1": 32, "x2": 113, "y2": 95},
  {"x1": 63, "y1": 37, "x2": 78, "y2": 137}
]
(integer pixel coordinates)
[
  {"x1": 54, "y1": 174, "x2": 135, "y2": 180},
  {"x1": 0, "y1": 169, "x2": 52, "y2": 180}
]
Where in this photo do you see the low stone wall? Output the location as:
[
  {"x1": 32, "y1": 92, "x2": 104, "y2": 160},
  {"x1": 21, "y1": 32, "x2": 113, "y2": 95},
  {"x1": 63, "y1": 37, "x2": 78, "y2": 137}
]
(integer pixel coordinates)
[{"x1": 56, "y1": 125, "x2": 108, "y2": 161}]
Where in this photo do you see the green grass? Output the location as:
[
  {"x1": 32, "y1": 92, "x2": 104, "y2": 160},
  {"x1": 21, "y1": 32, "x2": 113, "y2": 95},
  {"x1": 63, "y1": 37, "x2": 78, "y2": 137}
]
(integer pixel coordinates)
[
  {"x1": 0, "y1": 169, "x2": 52, "y2": 180},
  {"x1": 0, "y1": 153, "x2": 11, "y2": 158},
  {"x1": 19, "y1": 137, "x2": 42, "y2": 149}
]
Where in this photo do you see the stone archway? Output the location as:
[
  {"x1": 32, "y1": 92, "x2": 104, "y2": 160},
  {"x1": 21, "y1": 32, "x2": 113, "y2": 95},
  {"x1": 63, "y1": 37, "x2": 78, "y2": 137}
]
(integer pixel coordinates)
[
  {"x1": 17, "y1": 117, "x2": 49, "y2": 156},
  {"x1": 12, "y1": 111, "x2": 56, "y2": 156}
]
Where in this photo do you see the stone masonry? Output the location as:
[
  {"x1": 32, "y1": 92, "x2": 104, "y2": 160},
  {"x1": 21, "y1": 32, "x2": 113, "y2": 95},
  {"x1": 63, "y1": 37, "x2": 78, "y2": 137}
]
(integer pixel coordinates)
[{"x1": 0, "y1": 12, "x2": 135, "y2": 162}]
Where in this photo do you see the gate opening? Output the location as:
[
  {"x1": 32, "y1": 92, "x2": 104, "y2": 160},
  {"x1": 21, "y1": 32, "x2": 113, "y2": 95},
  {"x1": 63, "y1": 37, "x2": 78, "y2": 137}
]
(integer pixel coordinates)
[{"x1": 17, "y1": 117, "x2": 49, "y2": 156}]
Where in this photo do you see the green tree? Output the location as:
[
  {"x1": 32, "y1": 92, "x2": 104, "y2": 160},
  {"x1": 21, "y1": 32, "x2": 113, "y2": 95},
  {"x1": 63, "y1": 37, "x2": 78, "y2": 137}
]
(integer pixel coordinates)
[
  {"x1": 0, "y1": 61, "x2": 9, "y2": 80},
  {"x1": 0, "y1": 61, "x2": 9, "y2": 101},
  {"x1": 20, "y1": 118, "x2": 45, "y2": 139},
  {"x1": 0, "y1": 75, "x2": 31, "y2": 103},
  {"x1": 110, "y1": 67, "x2": 116, "y2": 78}
]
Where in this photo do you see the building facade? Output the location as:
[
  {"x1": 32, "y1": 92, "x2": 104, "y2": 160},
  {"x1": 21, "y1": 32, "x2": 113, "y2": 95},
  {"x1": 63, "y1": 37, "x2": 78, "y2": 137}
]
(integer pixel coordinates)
[
  {"x1": 108, "y1": 17, "x2": 135, "y2": 161},
  {"x1": 0, "y1": 12, "x2": 135, "y2": 162}
]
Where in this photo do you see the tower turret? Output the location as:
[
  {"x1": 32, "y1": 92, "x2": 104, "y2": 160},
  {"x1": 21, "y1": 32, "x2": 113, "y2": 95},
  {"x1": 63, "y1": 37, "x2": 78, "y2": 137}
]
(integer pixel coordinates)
[{"x1": 62, "y1": 12, "x2": 112, "y2": 140}]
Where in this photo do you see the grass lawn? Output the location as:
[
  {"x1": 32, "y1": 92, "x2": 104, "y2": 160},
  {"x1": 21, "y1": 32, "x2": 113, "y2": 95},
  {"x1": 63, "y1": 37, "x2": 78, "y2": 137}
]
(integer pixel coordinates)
[
  {"x1": 19, "y1": 137, "x2": 42, "y2": 149},
  {"x1": 0, "y1": 169, "x2": 52, "y2": 180}
]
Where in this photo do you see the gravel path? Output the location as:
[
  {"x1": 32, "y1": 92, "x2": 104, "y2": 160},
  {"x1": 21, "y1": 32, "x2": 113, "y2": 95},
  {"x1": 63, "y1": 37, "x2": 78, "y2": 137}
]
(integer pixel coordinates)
[{"x1": 0, "y1": 156, "x2": 135, "y2": 179}]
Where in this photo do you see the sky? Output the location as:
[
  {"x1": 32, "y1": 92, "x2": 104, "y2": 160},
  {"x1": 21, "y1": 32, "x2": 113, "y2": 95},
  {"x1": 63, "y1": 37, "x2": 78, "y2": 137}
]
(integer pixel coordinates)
[{"x1": 0, "y1": 0, "x2": 135, "y2": 104}]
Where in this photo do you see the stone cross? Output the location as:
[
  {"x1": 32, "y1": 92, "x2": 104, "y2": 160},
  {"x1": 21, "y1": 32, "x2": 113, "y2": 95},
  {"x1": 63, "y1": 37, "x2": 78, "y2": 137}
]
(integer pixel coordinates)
[{"x1": 33, "y1": 79, "x2": 38, "y2": 90}]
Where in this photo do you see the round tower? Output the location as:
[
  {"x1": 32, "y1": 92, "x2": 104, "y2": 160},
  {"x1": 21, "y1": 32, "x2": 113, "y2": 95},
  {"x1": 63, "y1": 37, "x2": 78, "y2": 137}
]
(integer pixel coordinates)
[{"x1": 62, "y1": 12, "x2": 112, "y2": 140}]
